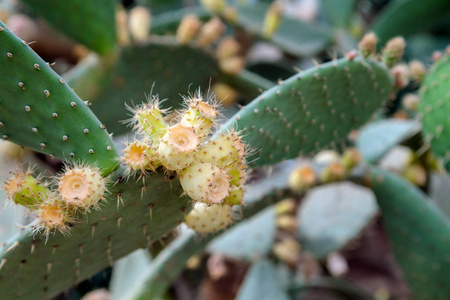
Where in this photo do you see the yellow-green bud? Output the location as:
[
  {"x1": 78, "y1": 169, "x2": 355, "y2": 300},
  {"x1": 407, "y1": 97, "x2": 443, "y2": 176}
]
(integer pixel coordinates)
[
  {"x1": 276, "y1": 215, "x2": 297, "y2": 232},
  {"x1": 382, "y1": 37, "x2": 406, "y2": 68},
  {"x1": 227, "y1": 158, "x2": 247, "y2": 186},
  {"x1": 197, "y1": 17, "x2": 225, "y2": 48},
  {"x1": 4, "y1": 170, "x2": 49, "y2": 209},
  {"x1": 391, "y1": 63, "x2": 410, "y2": 90},
  {"x1": 129, "y1": 6, "x2": 151, "y2": 42},
  {"x1": 262, "y1": 1, "x2": 283, "y2": 39},
  {"x1": 180, "y1": 97, "x2": 218, "y2": 140},
  {"x1": 402, "y1": 93, "x2": 420, "y2": 111},
  {"x1": 272, "y1": 238, "x2": 301, "y2": 266},
  {"x1": 216, "y1": 37, "x2": 240, "y2": 60},
  {"x1": 340, "y1": 148, "x2": 361, "y2": 173},
  {"x1": 275, "y1": 198, "x2": 296, "y2": 215},
  {"x1": 222, "y1": 185, "x2": 244, "y2": 205},
  {"x1": 358, "y1": 32, "x2": 377, "y2": 58},
  {"x1": 179, "y1": 161, "x2": 230, "y2": 204},
  {"x1": 134, "y1": 104, "x2": 167, "y2": 141},
  {"x1": 200, "y1": 0, "x2": 227, "y2": 14},
  {"x1": 409, "y1": 60, "x2": 426, "y2": 83},
  {"x1": 219, "y1": 56, "x2": 245, "y2": 75},
  {"x1": 176, "y1": 15, "x2": 201, "y2": 45},
  {"x1": 320, "y1": 162, "x2": 345, "y2": 183},
  {"x1": 158, "y1": 124, "x2": 199, "y2": 171},
  {"x1": 402, "y1": 164, "x2": 427, "y2": 187},
  {"x1": 288, "y1": 164, "x2": 316, "y2": 192},
  {"x1": 185, "y1": 203, "x2": 233, "y2": 233}
]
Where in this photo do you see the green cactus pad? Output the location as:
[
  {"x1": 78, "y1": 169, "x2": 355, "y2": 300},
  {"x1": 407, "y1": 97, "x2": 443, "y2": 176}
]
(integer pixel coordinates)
[
  {"x1": 321, "y1": 0, "x2": 357, "y2": 28},
  {"x1": 299, "y1": 182, "x2": 378, "y2": 259},
  {"x1": 21, "y1": 0, "x2": 116, "y2": 54},
  {"x1": 236, "y1": 3, "x2": 332, "y2": 57},
  {"x1": 0, "y1": 22, "x2": 119, "y2": 175},
  {"x1": 370, "y1": 167, "x2": 450, "y2": 300},
  {"x1": 0, "y1": 169, "x2": 189, "y2": 300},
  {"x1": 418, "y1": 53, "x2": 450, "y2": 172},
  {"x1": 65, "y1": 37, "x2": 219, "y2": 136},
  {"x1": 372, "y1": 0, "x2": 450, "y2": 45},
  {"x1": 218, "y1": 55, "x2": 393, "y2": 167}
]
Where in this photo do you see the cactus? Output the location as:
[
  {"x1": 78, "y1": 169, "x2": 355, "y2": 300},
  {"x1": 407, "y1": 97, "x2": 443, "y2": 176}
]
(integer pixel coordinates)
[
  {"x1": 1, "y1": 2, "x2": 450, "y2": 300},
  {"x1": 218, "y1": 54, "x2": 393, "y2": 167},
  {"x1": 418, "y1": 52, "x2": 450, "y2": 172},
  {"x1": 0, "y1": 21, "x2": 119, "y2": 175},
  {"x1": 370, "y1": 167, "x2": 450, "y2": 300},
  {"x1": 0, "y1": 169, "x2": 189, "y2": 299}
]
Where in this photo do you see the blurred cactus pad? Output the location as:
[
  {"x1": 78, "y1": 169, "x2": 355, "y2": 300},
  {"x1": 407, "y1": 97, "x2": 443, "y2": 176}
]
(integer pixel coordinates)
[{"x1": 0, "y1": 1, "x2": 450, "y2": 299}]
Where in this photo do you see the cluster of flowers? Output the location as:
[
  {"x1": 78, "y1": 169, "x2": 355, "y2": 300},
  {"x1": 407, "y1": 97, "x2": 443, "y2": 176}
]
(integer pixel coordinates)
[
  {"x1": 123, "y1": 91, "x2": 248, "y2": 233},
  {"x1": 4, "y1": 164, "x2": 107, "y2": 239}
]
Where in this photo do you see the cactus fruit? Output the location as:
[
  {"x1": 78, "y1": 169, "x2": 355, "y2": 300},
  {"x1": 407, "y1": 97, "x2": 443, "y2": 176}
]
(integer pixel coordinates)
[
  {"x1": 358, "y1": 32, "x2": 378, "y2": 58},
  {"x1": 128, "y1": 6, "x2": 151, "y2": 42},
  {"x1": 122, "y1": 139, "x2": 159, "y2": 175},
  {"x1": 34, "y1": 199, "x2": 74, "y2": 237},
  {"x1": 179, "y1": 161, "x2": 230, "y2": 204},
  {"x1": 382, "y1": 37, "x2": 406, "y2": 68},
  {"x1": 4, "y1": 169, "x2": 49, "y2": 208},
  {"x1": 158, "y1": 124, "x2": 199, "y2": 171},
  {"x1": 418, "y1": 51, "x2": 450, "y2": 172},
  {"x1": 216, "y1": 37, "x2": 241, "y2": 60},
  {"x1": 340, "y1": 148, "x2": 361, "y2": 172},
  {"x1": 409, "y1": 60, "x2": 426, "y2": 83},
  {"x1": 197, "y1": 17, "x2": 225, "y2": 48},
  {"x1": 288, "y1": 165, "x2": 316, "y2": 192},
  {"x1": 57, "y1": 165, "x2": 107, "y2": 211},
  {"x1": 176, "y1": 15, "x2": 202, "y2": 45},
  {"x1": 180, "y1": 95, "x2": 218, "y2": 141},
  {"x1": 320, "y1": 162, "x2": 346, "y2": 183},
  {"x1": 184, "y1": 203, "x2": 233, "y2": 233}
]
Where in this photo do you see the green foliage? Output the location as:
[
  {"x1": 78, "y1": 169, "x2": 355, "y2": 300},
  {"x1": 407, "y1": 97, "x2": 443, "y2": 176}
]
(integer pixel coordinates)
[
  {"x1": 370, "y1": 167, "x2": 450, "y2": 300},
  {"x1": 218, "y1": 55, "x2": 393, "y2": 167},
  {"x1": 0, "y1": 21, "x2": 119, "y2": 175},
  {"x1": 321, "y1": 0, "x2": 356, "y2": 28},
  {"x1": 21, "y1": 0, "x2": 116, "y2": 54},
  {"x1": 419, "y1": 52, "x2": 450, "y2": 172},
  {"x1": 372, "y1": 0, "x2": 450, "y2": 45}
]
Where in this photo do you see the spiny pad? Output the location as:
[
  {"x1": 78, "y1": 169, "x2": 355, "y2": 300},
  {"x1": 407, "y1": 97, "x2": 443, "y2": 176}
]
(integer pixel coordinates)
[
  {"x1": 370, "y1": 167, "x2": 450, "y2": 300},
  {"x1": 218, "y1": 55, "x2": 393, "y2": 167},
  {"x1": 0, "y1": 169, "x2": 189, "y2": 300},
  {"x1": 418, "y1": 52, "x2": 450, "y2": 172},
  {"x1": 0, "y1": 22, "x2": 119, "y2": 175}
]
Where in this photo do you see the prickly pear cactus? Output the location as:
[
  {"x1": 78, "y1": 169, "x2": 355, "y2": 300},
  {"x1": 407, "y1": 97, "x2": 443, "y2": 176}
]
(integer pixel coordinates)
[
  {"x1": 0, "y1": 21, "x2": 119, "y2": 175},
  {"x1": 219, "y1": 55, "x2": 393, "y2": 167},
  {"x1": 370, "y1": 167, "x2": 450, "y2": 300},
  {"x1": 419, "y1": 52, "x2": 450, "y2": 172},
  {"x1": 0, "y1": 170, "x2": 189, "y2": 300}
]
